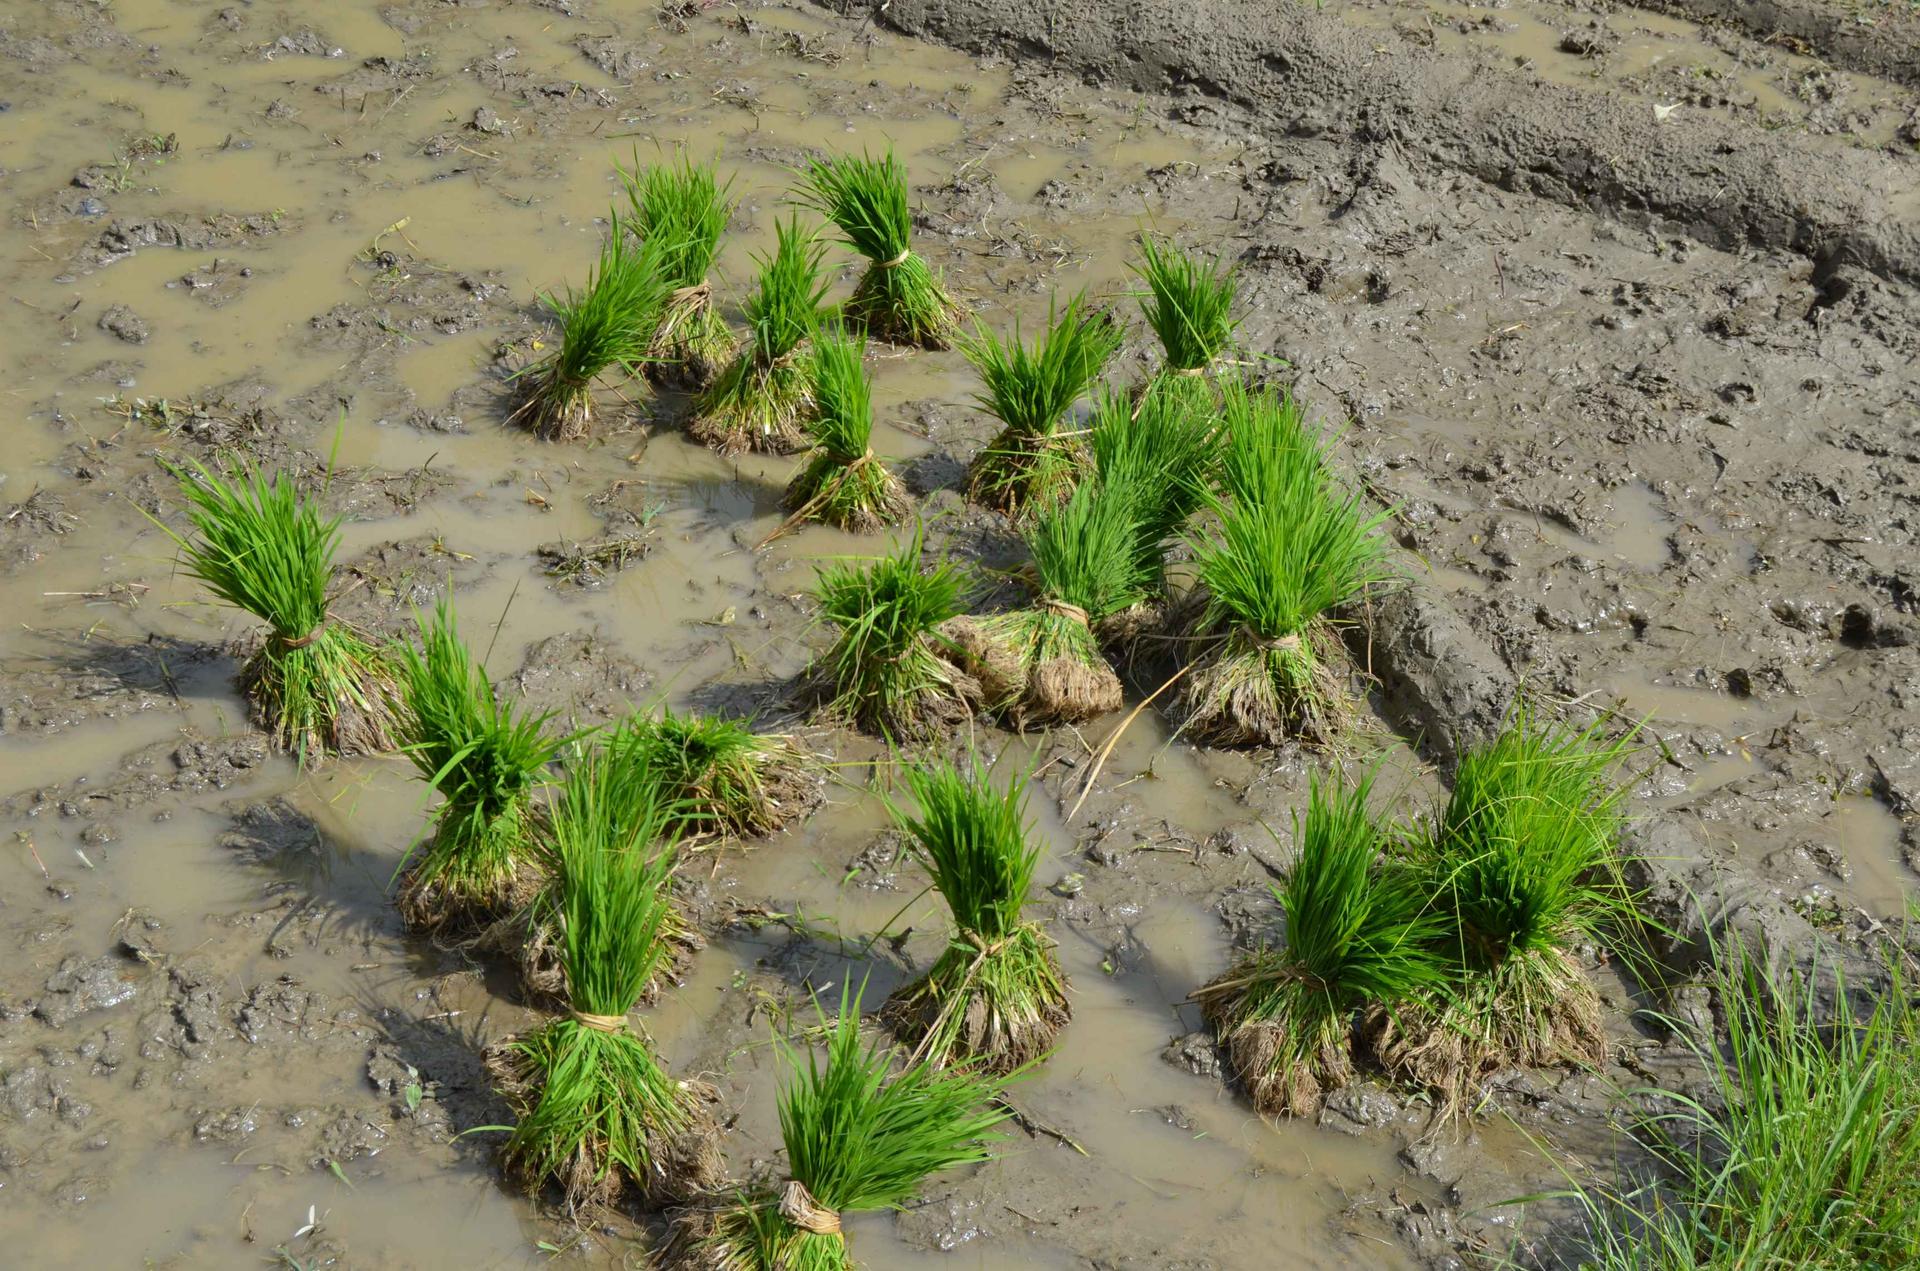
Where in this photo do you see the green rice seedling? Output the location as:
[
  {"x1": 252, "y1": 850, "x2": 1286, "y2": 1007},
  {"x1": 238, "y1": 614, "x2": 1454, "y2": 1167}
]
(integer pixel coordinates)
[
  {"x1": 486, "y1": 744, "x2": 721, "y2": 1212},
  {"x1": 942, "y1": 477, "x2": 1148, "y2": 725},
  {"x1": 1365, "y1": 709, "x2": 1633, "y2": 1105},
  {"x1": 880, "y1": 758, "x2": 1070, "y2": 1072},
  {"x1": 1173, "y1": 400, "x2": 1391, "y2": 745},
  {"x1": 615, "y1": 707, "x2": 818, "y2": 841},
  {"x1": 1569, "y1": 952, "x2": 1920, "y2": 1270},
  {"x1": 794, "y1": 148, "x2": 962, "y2": 349},
  {"x1": 1088, "y1": 375, "x2": 1220, "y2": 593},
  {"x1": 619, "y1": 150, "x2": 738, "y2": 387},
  {"x1": 811, "y1": 526, "x2": 976, "y2": 739},
  {"x1": 962, "y1": 295, "x2": 1123, "y2": 518},
  {"x1": 393, "y1": 599, "x2": 566, "y2": 937},
  {"x1": 512, "y1": 226, "x2": 675, "y2": 441},
  {"x1": 664, "y1": 984, "x2": 1013, "y2": 1270},
  {"x1": 692, "y1": 215, "x2": 830, "y2": 455},
  {"x1": 157, "y1": 459, "x2": 395, "y2": 763},
  {"x1": 1191, "y1": 775, "x2": 1445, "y2": 1116},
  {"x1": 780, "y1": 323, "x2": 909, "y2": 534},
  {"x1": 1133, "y1": 234, "x2": 1238, "y2": 382}
]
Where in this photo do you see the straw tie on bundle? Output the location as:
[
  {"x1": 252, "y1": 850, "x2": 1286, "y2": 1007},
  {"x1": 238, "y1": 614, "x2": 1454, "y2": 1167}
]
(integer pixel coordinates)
[
  {"x1": 570, "y1": 1011, "x2": 628, "y2": 1034},
  {"x1": 778, "y1": 1180, "x2": 842, "y2": 1235}
]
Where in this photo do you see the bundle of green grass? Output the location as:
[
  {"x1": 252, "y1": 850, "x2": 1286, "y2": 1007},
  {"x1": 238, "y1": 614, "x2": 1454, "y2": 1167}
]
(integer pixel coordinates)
[
  {"x1": 619, "y1": 151, "x2": 737, "y2": 388},
  {"x1": 616, "y1": 706, "x2": 817, "y2": 842},
  {"x1": 665, "y1": 984, "x2": 1010, "y2": 1270},
  {"x1": 1134, "y1": 234, "x2": 1238, "y2": 386},
  {"x1": 393, "y1": 599, "x2": 564, "y2": 937},
  {"x1": 962, "y1": 295, "x2": 1122, "y2": 518},
  {"x1": 513, "y1": 227, "x2": 674, "y2": 441},
  {"x1": 1192, "y1": 776, "x2": 1444, "y2": 1116},
  {"x1": 692, "y1": 215, "x2": 829, "y2": 455},
  {"x1": 795, "y1": 148, "x2": 962, "y2": 349},
  {"x1": 1172, "y1": 381, "x2": 1391, "y2": 745},
  {"x1": 1366, "y1": 710, "x2": 1632, "y2": 1106},
  {"x1": 779, "y1": 323, "x2": 909, "y2": 534},
  {"x1": 810, "y1": 527, "x2": 977, "y2": 740},
  {"x1": 942, "y1": 475, "x2": 1146, "y2": 726},
  {"x1": 881, "y1": 758, "x2": 1070, "y2": 1072},
  {"x1": 157, "y1": 460, "x2": 395, "y2": 763},
  {"x1": 486, "y1": 743, "x2": 721, "y2": 1212},
  {"x1": 1087, "y1": 374, "x2": 1221, "y2": 600}
]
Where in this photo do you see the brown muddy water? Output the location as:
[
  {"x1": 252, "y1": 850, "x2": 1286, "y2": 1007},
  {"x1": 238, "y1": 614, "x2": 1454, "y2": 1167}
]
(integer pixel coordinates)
[{"x1": 2, "y1": 0, "x2": 1917, "y2": 1268}]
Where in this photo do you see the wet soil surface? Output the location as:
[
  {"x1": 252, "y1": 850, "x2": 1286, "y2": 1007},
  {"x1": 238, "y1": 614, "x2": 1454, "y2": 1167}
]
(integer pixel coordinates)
[{"x1": 0, "y1": 0, "x2": 1915, "y2": 1267}]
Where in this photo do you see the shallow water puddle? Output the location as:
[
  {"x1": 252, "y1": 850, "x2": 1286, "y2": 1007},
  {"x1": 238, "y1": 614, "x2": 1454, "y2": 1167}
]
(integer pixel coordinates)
[{"x1": 1828, "y1": 794, "x2": 1915, "y2": 920}]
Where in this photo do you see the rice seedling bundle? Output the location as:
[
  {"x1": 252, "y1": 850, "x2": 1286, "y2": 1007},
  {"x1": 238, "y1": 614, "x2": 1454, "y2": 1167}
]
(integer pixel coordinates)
[
  {"x1": 880, "y1": 758, "x2": 1070, "y2": 1072},
  {"x1": 619, "y1": 150, "x2": 737, "y2": 387},
  {"x1": 962, "y1": 295, "x2": 1122, "y2": 518},
  {"x1": 158, "y1": 459, "x2": 395, "y2": 763},
  {"x1": 794, "y1": 148, "x2": 962, "y2": 349},
  {"x1": 1133, "y1": 234, "x2": 1238, "y2": 383},
  {"x1": 779, "y1": 323, "x2": 909, "y2": 534},
  {"x1": 1574, "y1": 953, "x2": 1920, "y2": 1270},
  {"x1": 810, "y1": 526, "x2": 977, "y2": 739},
  {"x1": 1366, "y1": 710, "x2": 1632, "y2": 1104},
  {"x1": 942, "y1": 477, "x2": 1148, "y2": 725},
  {"x1": 692, "y1": 215, "x2": 830, "y2": 455},
  {"x1": 1191, "y1": 775, "x2": 1444, "y2": 1116},
  {"x1": 664, "y1": 985, "x2": 1011, "y2": 1270},
  {"x1": 487, "y1": 743, "x2": 720, "y2": 1212},
  {"x1": 513, "y1": 227, "x2": 676, "y2": 442},
  {"x1": 1088, "y1": 374, "x2": 1220, "y2": 592},
  {"x1": 1173, "y1": 387, "x2": 1391, "y2": 745},
  {"x1": 615, "y1": 706, "x2": 818, "y2": 841},
  {"x1": 393, "y1": 599, "x2": 565, "y2": 936}
]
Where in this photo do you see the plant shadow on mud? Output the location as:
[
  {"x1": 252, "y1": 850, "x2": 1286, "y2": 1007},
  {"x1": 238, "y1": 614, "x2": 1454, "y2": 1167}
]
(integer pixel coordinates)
[
  {"x1": 361, "y1": 990, "x2": 519, "y2": 1159},
  {"x1": 36, "y1": 629, "x2": 228, "y2": 708},
  {"x1": 220, "y1": 797, "x2": 438, "y2": 963}
]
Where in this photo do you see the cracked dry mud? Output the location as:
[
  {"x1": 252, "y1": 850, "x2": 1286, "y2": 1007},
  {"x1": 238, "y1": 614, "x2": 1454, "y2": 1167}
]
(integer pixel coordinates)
[{"x1": 0, "y1": 0, "x2": 1915, "y2": 1267}]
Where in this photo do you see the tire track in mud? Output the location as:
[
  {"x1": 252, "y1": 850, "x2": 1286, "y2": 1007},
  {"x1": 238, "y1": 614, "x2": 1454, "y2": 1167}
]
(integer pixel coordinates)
[{"x1": 859, "y1": 0, "x2": 1920, "y2": 282}]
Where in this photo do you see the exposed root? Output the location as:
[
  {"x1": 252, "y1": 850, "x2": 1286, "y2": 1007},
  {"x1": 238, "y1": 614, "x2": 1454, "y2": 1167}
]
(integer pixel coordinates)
[
  {"x1": 483, "y1": 1033, "x2": 723, "y2": 1213},
  {"x1": 395, "y1": 857, "x2": 547, "y2": 944},
  {"x1": 1025, "y1": 653, "x2": 1122, "y2": 724},
  {"x1": 964, "y1": 427, "x2": 1083, "y2": 520},
  {"x1": 237, "y1": 631, "x2": 398, "y2": 761},
  {"x1": 689, "y1": 356, "x2": 812, "y2": 456},
  {"x1": 1194, "y1": 967, "x2": 1349, "y2": 1117},
  {"x1": 1172, "y1": 624, "x2": 1352, "y2": 747},
  {"x1": 881, "y1": 926, "x2": 1071, "y2": 1075},
  {"x1": 937, "y1": 615, "x2": 1029, "y2": 712},
  {"x1": 646, "y1": 287, "x2": 736, "y2": 391},
  {"x1": 1362, "y1": 948, "x2": 1606, "y2": 1111}
]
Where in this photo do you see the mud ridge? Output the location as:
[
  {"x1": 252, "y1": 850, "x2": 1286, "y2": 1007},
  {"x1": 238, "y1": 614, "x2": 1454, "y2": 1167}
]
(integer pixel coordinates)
[
  {"x1": 1627, "y1": 0, "x2": 1920, "y2": 89},
  {"x1": 860, "y1": 0, "x2": 1920, "y2": 282}
]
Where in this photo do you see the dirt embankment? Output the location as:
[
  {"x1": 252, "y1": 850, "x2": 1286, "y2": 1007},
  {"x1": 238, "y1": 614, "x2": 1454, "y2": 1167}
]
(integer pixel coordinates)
[
  {"x1": 867, "y1": 0, "x2": 1920, "y2": 282},
  {"x1": 1634, "y1": 0, "x2": 1920, "y2": 88}
]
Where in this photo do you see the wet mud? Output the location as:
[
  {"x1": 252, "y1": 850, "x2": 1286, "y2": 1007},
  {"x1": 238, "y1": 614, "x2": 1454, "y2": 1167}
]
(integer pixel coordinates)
[{"x1": 1, "y1": 0, "x2": 1916, "y2": 1267}]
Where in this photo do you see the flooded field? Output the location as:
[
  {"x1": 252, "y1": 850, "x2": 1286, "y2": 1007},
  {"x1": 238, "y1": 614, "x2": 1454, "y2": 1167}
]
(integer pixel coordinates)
[{"x1": 1, "y1": 0, "x2": 1916, "y2": 1267}]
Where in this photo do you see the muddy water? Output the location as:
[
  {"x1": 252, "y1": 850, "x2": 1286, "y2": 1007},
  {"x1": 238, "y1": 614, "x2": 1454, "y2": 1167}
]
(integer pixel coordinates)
[{"x1": 0, "y1": 1, "x2": 1422, "y2": 1266}]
